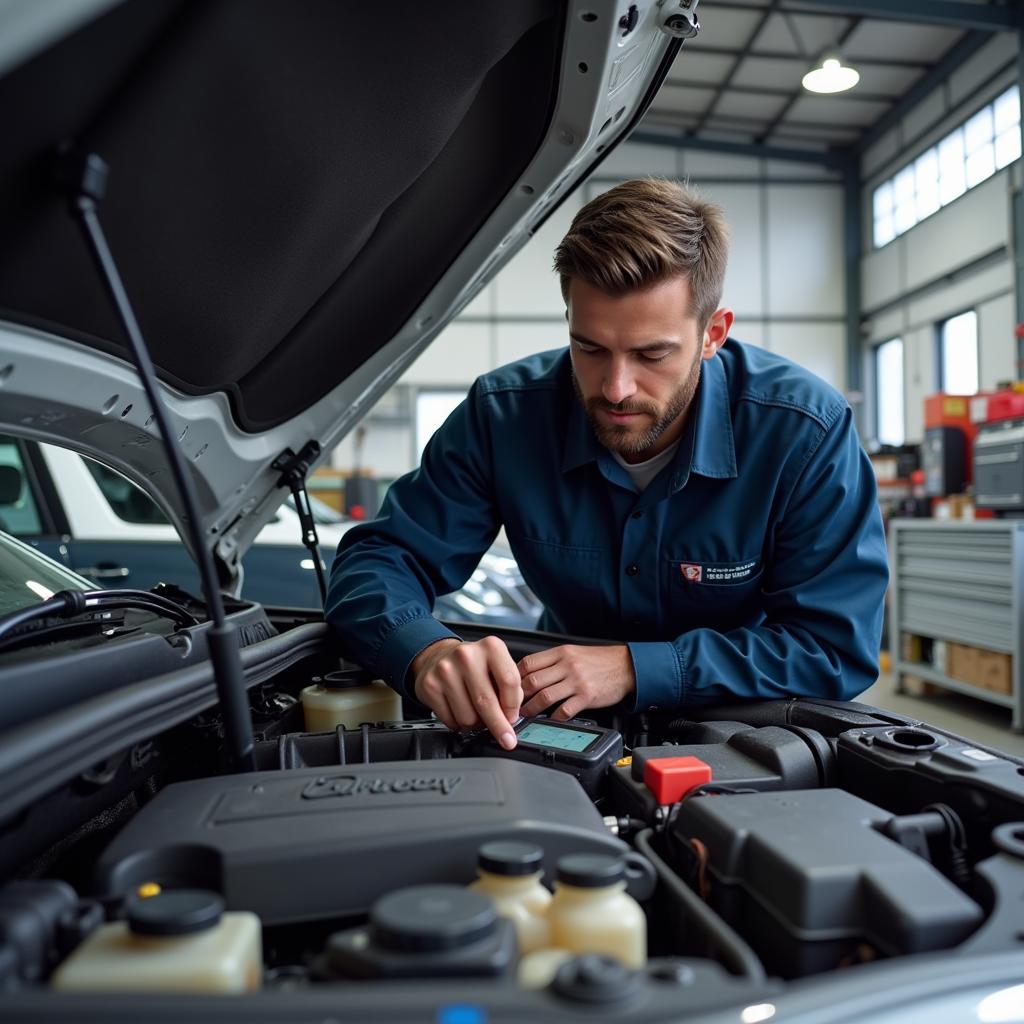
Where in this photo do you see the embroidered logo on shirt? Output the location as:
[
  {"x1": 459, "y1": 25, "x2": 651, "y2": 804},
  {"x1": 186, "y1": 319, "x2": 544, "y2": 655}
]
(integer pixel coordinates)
[{"x1": 679, "y1": 560, "x2": 759, "y2": 584}]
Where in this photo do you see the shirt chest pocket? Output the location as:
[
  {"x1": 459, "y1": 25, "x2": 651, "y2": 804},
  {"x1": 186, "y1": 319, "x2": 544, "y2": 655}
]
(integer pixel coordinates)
[
  {"x1": 511, "y1": 536, "x2": 605, "y2": 602},
  {"x1": 665, "y1": 554, "x2": 765, "y2": 627}
]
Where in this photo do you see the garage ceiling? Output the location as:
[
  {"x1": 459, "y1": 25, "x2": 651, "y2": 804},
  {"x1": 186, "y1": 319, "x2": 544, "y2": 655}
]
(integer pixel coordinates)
[{"x1": 642, "y1": 0, "x2": 1018, "y2": 152}]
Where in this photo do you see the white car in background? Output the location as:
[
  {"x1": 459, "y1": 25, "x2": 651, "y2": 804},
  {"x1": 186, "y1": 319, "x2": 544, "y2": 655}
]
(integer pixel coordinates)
[{"x1": 1, "y1": 436, "x2": 539, "y2": 623}]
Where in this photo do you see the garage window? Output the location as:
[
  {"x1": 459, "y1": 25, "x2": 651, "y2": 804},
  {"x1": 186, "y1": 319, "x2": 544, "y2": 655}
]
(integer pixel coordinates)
[
  {"x1": 874, "y1": 338, "x2": 904, "y2": 447},
  {"x1": 938, "y1": 311, "x2": 979, "y2": 396},
  {"x1": 872, "y1": 84, "x2": 1020, "y2": 249}
]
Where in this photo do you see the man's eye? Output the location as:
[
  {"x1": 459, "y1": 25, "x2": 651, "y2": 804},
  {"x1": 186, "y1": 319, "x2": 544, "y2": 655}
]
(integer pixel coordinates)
[
  {"x1": 575, "y1": 343, "x2": 600, "y2": 355},
  {"x1": 640, "y1": 351, "x2": 670, "y2": 363}
]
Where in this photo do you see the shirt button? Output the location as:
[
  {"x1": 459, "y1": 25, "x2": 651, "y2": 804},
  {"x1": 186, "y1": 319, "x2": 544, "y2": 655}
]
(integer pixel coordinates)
[
  {"x1": 626, "y1": 564, "x2": 639, "y2": 576},
  {"x1": 631, "y1": 511, "x2": 644, "y2": 519}
]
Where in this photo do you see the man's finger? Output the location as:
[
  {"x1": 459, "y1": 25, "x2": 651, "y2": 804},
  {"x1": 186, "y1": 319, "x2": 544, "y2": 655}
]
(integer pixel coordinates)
[
  {"x1": 522, "y1": 681, "x2": 572, "y2": 718},
  {"x1": 488, "y1": 653, "x2": 524, "y2": 720},
  {"x1": 429, "y1": 691, "x2": 458, "y2": 733},
  {"x1": 468, "y1": 678, "x2": 518, "y2": 750},
  {"x1": 446, "y1": 682, "x2": 484, "y2": 731},
  {"x1": 550, "y1": 695, "x2": 584, "y2": 721},
  {"x1": 517, "y1": 647, "x2": 563, "y2": 677},
  {"x1": 520, "y1": 663, "x2": 565, "y2": 698}
]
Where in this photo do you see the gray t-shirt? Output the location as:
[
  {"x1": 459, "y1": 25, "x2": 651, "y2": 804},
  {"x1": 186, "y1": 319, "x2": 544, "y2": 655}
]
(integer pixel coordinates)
[{"x1": 611, "y1": 438, "x2": 682, "y2": 492}]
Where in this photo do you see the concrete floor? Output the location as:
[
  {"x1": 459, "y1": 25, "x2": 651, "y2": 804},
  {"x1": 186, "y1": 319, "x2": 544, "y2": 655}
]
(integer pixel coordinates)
[{"x1": 859, "y1": 671, "x2": 1024, "y2": 758}]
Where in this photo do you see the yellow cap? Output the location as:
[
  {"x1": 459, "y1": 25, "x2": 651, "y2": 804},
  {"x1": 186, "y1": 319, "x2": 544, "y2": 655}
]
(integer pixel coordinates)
[
  {"x1": 615, "y1": 756, "x2": 632, "y2": 767},
  {"x1": 136, "y1": 882, "x2": 162, "y2": 899}
]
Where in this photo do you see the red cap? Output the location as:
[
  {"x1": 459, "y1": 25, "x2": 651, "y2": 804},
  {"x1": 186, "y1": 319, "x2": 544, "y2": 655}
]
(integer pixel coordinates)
[{"x1": 643, "y1": 755, "x2": 712, "y2": 805}]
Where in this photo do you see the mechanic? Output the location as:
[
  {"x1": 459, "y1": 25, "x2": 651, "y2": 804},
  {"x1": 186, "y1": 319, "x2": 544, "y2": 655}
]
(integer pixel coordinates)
[{"x1": 325, "y1": 178, "x2": 889, "y2": 750}]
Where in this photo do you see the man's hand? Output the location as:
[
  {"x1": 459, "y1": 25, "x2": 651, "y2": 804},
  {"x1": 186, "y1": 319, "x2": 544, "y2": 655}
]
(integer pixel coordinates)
[
  {"x1": 411, "y1": 636, "x2": 523, "y2": 749},
  {"x1": 518, "y1": 644, "x2": 636, "y2": 719}
]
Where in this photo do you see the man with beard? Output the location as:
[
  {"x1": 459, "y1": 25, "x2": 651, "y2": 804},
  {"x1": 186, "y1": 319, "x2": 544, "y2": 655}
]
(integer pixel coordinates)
[{"x1": 326, "y1": 179, "x2": 888, "y2": 749}]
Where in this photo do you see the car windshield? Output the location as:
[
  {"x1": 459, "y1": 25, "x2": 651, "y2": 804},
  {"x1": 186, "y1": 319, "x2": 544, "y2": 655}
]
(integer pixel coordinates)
[{"x1": 0, "y1": 531, "x2": 92, "y2": 618}]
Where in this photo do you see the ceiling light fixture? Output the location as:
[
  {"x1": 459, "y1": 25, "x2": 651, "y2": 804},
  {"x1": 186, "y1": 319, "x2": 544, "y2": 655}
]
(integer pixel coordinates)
[{"x1": 802, "y1": 56, "x2": 859, "y2": 94}]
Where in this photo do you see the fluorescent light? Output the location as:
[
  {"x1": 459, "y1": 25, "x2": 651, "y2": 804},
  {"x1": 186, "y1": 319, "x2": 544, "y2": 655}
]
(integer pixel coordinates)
[{"x1": 802, "y1": 57, "x2": 859, "y2": 94}]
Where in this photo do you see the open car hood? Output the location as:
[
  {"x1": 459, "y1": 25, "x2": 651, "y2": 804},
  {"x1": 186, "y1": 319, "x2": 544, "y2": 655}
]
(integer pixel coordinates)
[{"x1": 0, "y1": 0, "x2": 685, "y2": 579}]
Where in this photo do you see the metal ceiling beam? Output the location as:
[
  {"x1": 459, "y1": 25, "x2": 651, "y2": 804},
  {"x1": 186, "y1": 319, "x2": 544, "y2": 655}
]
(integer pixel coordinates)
[
  {"x1": 692, "y1": 1, "x2": 778, "y2": 135},
  {"x1": 790, "y1": 0, "x2": 1023, "y2": 32},
  {"x1": 663, "y1": 76, "x2": 898, "y2": 102},
  {"x1": 755, "y1": 15, "x2": 862, "y2": 143},
  {"x1": 642, "y1": 116, "x2": 860, "y2": 145},
  {"x1": 689, "y1": 43, "x2": 931, "y2": 69},
  {"x1": 651, "y1": 109, "x2": 870, "y2": 132},
  {"x1": 842, "y1": 160, "x2": 863, "y2": 428},
  {"x1": 857, "y1": 29, "x2": 990, "y2": 152},
  {"x1": 630, "y1": 129, "x2": 852, "y2": 168}
]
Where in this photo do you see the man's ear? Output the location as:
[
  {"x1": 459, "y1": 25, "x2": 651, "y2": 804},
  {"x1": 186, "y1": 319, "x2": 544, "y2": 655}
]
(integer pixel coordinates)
[{"x1": 701, "y1": 307, "x2": 734, "y2": 359}]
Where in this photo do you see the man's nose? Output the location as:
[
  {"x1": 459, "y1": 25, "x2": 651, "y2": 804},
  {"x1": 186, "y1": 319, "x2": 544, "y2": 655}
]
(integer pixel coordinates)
[{"x1": 603, "y1": 361, "x2": 636, "y2": 405}]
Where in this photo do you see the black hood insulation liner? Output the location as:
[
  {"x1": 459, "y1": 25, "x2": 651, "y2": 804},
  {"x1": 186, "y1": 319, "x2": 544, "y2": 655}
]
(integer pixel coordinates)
[{"x1": 0, "y1": 0, "x2": 561, "y2": 430}]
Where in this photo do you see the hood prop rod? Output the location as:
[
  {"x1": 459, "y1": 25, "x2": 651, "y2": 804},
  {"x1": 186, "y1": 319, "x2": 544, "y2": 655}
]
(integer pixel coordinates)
[
  {"x1": 56, "y1": 147, "x2": 256, "y2": 775},
  {"x1": 273, "y1": 442, "x2": 327, "y2": 606}
]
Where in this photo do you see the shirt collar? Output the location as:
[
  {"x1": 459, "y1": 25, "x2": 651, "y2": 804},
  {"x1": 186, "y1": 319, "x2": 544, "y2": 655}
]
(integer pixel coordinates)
[
  {"x1": 561, "y1": 350, "x2": 738, "y2": 484},
  {"x1": 687, "y1": 351, "x2": 738, "y2": 483}
]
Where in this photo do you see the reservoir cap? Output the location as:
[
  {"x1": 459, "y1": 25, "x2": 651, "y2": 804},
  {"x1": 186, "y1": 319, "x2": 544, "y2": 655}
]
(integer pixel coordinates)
[
  {"x1": 371, "y1": 885, "x2": 498, "y2": 953},
  {"x1": 478, "y1": 841, "x2": 544, "y2": 877},
  {"x1": 126, "y1": 889, "x2": 225, "y2": 936},
  {"x1": 556, "y1": 853, "x2": 625, "y2": 889}
]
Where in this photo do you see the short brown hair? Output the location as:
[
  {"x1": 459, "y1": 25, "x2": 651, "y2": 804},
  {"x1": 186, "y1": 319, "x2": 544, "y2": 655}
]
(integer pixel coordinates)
[{"x1": 553, "y1": 178, "x2": 729, "y2": 326}]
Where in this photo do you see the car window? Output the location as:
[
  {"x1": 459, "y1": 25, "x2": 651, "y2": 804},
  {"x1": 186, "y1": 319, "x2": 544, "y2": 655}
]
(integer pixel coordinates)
[
  {"x1": 0, "y1": 530, "x2": 91, "y2": 617},
  {"x1": 0, "y1": 435, "x2": 43, "y2": 535},
  {"x1": 84, "y1": 459, "x2": 169, "y2": 525}
]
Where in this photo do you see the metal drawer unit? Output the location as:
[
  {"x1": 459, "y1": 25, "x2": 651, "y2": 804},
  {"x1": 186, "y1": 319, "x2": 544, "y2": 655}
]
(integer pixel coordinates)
[{"x1": 889, "y1": 519, "x2": 1023, "y2": 731}]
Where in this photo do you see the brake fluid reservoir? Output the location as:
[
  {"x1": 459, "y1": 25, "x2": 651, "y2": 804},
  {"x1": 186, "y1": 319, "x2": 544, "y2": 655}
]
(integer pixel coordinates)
[
  {"x1": 546, "y1": 854, "x2": 646, "y2": 969},
  {"x1": 51, "y1": 889, "x2": 262, "y2": 993},
  {"x1": 301, "y1": 666, "x2": 402, "y2": 731},
  {"x1": 469, "y1": 841, "x2": 551, "y2": 954}
]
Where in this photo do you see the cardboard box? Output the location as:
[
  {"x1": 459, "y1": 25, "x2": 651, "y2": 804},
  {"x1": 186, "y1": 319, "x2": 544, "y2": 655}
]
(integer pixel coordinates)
[
  {"x1": 947, "y1": 643, "x2": 980, "y2": 686},
  {"x1": 946, "y1": 642, "x2": 1012, "y2": 695},
  {"x1": 975, "y1": 649, "x2": 1012, "y2": 695}
]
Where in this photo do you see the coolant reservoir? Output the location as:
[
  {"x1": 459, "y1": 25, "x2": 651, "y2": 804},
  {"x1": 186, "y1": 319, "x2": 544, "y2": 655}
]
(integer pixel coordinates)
[
  {"x1": 517, "y1": 947, "x2": 574, "y2": 988},
  {"x1": 546, "y1": 854, "x2": 646, "y2": 969},
  {"x1": 469, "y1": 841, "x2": 552, "y2": 954},
  {"x1": 301, "y1": 665, "x2": 402, "y2": 731},
  {"x1": 51, "y1": 889, "x2": 262, "y2": 993}
]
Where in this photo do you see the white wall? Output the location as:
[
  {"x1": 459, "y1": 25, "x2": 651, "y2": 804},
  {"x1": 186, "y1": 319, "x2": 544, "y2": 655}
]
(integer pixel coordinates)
[
  {"x1": 374, "y1": 142, "x2": 845, "y2": 467},
  {"x1": 335, "y1": 140, "x2": 847, "y2": 478},
  {"x1": 861, "y1": 33, "x2": 1021, "y2": 445}
]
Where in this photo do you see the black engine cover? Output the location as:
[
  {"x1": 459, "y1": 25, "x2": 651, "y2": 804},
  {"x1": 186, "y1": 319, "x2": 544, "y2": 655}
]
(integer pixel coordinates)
[{"x1": 95, "y1": 759, "x2": 627, "y2": 926}]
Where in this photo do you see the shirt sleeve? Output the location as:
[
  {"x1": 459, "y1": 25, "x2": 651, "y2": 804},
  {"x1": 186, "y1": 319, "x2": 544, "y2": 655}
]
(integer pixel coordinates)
[
  {"x1": 324, "y1": 382, "x2": 500, "y2": 695},
  {"x1": 627, "y1": 406, "x2": 889, "y2": 710}
]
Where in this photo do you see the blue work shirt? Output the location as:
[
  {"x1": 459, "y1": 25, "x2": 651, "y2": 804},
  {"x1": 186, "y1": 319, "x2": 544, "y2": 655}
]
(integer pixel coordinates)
[{"x1": 325, "y1": 340, "x2": 888, "y2": 711}]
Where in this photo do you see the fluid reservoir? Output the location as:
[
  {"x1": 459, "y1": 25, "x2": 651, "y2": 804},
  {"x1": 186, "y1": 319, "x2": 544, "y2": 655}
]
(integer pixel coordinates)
[
  {"x1": 547, "y1": 854, "x2": 646, "y2": 969},
  {"x1": 301, "y1": 665, "x2": 402, "y2": 732},
  {"x1": 51, "y1": 889, "x2": 262, "y2": 993},
  {"x1": 517, "y1": 947, "x2": 574, "y2": 988},
  {"x1": 469, "y1": 841, "x2": 552, "y2": 954}
]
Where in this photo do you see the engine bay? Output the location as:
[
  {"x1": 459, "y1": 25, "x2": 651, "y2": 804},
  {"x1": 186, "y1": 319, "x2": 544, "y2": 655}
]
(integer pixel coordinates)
[{"x1": 2, "y1": 626, "x2": 1024, "y2": 1019}]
